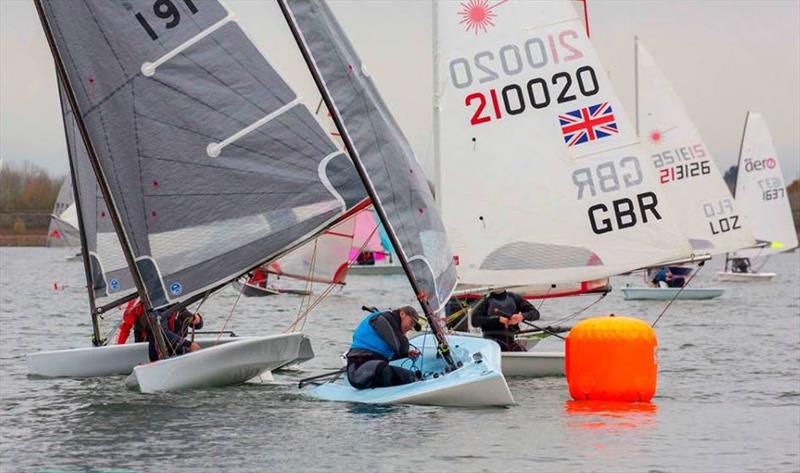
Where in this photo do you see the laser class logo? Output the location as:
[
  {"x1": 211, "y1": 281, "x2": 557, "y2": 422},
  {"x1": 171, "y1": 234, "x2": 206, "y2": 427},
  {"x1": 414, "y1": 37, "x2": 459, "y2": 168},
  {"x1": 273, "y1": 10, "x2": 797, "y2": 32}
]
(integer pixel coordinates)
[{"x1": 458, "y1": 0, "x2": 509, "y2": 35}]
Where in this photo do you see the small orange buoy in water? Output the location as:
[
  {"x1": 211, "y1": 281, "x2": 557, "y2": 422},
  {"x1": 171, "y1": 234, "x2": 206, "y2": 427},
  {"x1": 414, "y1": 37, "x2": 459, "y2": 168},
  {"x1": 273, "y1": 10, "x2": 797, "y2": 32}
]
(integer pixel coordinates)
[{"x1": 566, "y1": 315, "x2": 658, "y2": 402}]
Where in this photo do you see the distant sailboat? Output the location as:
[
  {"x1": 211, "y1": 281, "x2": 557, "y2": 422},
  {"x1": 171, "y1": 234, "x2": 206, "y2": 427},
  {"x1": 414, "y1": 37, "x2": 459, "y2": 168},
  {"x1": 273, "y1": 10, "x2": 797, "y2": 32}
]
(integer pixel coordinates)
[
  {"x1": 29, "y1": 0, "x2": 368, "y2": 391},
  {"x1": 46, "y1": 179, "x2": 81, "y2": 254},
  {"x1": 345, "y1": 207, "x2": 404, "y2": 275},
  {"x1": 717, "y1": 112, "x2": 799, "y2": 281},
  {"x1": 431, "y1": 0, "x2": 695, "y2": 375},
  {"x1": 622, "y1": 38, "x2": 756, "y2": 300}
]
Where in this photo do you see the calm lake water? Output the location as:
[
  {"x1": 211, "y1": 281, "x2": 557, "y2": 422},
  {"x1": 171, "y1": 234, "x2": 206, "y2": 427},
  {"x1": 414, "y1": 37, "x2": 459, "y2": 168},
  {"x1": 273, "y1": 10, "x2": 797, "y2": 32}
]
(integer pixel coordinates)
[{"x1": 1, "y1": 247, "x2": 798, "y2": 473}]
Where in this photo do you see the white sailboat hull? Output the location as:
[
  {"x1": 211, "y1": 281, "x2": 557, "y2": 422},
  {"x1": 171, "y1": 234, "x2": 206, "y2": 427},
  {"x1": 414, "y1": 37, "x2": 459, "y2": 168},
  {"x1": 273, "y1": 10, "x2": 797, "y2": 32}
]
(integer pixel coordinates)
[
  {"x1": 126, "y1": 333, "x2": 303, "y2": 393},
  {"x1": 27, "y1": 335, "x2": 312, "y2": 378},
  {"x1": 502, "y1": 351, "x2": 564, "y2": 377},
  {"x1": 716, "y1": 271, "x2": 776, "y2": 282},
  {"x1": 621, "y1": 287, "x2": 724, "y2": 300},
  {"x1": 307, "y1": 335, "x2": 513, "y2": 407}
]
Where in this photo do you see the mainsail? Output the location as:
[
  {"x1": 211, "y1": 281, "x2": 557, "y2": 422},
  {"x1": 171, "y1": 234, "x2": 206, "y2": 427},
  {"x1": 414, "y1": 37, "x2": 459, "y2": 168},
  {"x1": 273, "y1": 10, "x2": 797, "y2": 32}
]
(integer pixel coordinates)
[
  {"x1": 38, "y1": 0, "x2": 365, "y2": 310},
  {"x1": 635, "y1": 39, "x2": 756, "y2": 256},
  {"x1": 58, "y1": 83, "x2": 137, "y2": 301},
  {"x1": 284, "y1": 0, "x2": 458, "y2": 313},
  {"x1": 730, "y1": 112, "x2": 798, "y2": 258},
  {"x1": 433, "y1": 0, "x2": 692, "y2": 288}
]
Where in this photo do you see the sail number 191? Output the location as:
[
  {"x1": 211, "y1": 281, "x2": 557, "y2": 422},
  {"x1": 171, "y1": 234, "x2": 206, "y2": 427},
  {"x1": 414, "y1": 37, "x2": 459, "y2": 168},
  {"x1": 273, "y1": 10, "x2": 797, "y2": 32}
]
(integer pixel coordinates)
[{"x1": 134, "y1": 0, "x2": 199, "y2": 41}]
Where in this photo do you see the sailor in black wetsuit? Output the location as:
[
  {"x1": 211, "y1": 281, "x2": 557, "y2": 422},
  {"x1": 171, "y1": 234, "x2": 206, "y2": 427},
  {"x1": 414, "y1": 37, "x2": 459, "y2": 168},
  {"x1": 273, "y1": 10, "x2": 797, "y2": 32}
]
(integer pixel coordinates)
[
  {"x1": 470, "y1": 289, "x2": 540, "y2": 352},
  {"x1": 346, "y1": 306, "x2": 422, "y2": 389}
]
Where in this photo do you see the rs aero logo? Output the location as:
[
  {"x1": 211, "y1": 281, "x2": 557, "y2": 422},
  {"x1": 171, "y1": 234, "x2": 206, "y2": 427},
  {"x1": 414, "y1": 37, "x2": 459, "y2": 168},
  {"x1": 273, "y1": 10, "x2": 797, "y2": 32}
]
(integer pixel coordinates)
[{"x1": 744, "y1": 157, "x2": 776, "y2": 172}]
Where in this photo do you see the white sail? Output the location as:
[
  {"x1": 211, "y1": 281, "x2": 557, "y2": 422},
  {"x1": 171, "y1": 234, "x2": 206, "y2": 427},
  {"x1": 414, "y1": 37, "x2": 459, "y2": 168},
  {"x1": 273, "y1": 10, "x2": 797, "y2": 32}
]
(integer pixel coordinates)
[
  {"x1": 46, "y1": 179, "x2": 80, "y2": 248},
  {"x1": 434, "y1": 0, "x2": 692, "y2": 288},
  {"x1": 635, "y1": 40, "x2": 755, "y2": 256},
  {"x1": 60, "y1": 202, "x2": 79, "y2": 230},
  {"x1": 731, "y1": 112, "x2": 798, "y2": 258}
]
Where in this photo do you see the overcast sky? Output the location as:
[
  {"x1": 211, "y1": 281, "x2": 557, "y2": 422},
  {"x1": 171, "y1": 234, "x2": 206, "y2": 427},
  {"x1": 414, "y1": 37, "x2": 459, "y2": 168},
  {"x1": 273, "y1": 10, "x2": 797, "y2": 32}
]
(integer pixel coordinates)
[{"x1": 1, "y1": 0, "x2": 798, "y2": 182}]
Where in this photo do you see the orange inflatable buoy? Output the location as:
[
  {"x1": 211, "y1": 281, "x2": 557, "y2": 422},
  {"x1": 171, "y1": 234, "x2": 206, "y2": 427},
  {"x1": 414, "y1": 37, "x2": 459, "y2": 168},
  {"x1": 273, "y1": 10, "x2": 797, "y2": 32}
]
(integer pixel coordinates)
[{"x1": 565, "y1": 315, "x2": 658, "y2": 402}]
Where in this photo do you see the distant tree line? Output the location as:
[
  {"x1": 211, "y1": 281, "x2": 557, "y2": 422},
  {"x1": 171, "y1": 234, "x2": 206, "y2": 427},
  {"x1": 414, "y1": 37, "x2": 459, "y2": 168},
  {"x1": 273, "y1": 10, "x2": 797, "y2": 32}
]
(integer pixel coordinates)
[{"x1": 0, "y1": 161, "x2": 64, "y2": 243}]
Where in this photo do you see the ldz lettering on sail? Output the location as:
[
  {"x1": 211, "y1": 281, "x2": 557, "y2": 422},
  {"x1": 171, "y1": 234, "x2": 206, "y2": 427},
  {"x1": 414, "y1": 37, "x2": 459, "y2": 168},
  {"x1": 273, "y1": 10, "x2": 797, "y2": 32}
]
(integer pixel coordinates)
[
  {"x1": 572, "y1": 156, "x2": 662, "y2": 235},
  {"x1": 703, "y1": 199, "x2": 741, "y2": 235}
]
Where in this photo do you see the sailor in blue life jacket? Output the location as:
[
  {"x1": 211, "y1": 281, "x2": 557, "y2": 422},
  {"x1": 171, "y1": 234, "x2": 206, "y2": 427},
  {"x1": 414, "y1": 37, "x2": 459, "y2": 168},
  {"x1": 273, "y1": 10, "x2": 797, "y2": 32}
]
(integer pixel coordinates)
[
  {"x1": 346, "y1": 306, "x2": 423, "y2": 389},
  {"x1": 470, "y1": 289, "x2": 540, "y2": 352},
  {"x1": 651, "y1": 267, "x2": 671, "y2": 287}
]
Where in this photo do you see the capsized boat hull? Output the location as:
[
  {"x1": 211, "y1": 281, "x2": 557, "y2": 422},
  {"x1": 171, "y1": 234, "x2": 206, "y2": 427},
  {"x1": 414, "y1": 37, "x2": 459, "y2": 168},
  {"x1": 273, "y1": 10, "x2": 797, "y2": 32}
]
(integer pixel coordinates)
[
  {"x1": 346, "y1": 264, "x2": 404, "y2": 276},
  {"x1": 502, "y1": 351, "x2": 564, "y2": 377},
  {"x1": 232, "y1": 280, "x2": 311, "y2": 297},
  {"x1": 307, "y1": 334, "x2": 513, "y2": 407},
  {"x1": 126, "y1": 333, "x2": 304, "y2": 393},
  {"x1": 621, "y1": 287, "x2": 724, "y2": 300},
  {"x1": 27, "y1": 335, "x2": 313, "y2": 378},
  {"x1": 715, "y1": 271, "x2": 776, "y2": 282}
]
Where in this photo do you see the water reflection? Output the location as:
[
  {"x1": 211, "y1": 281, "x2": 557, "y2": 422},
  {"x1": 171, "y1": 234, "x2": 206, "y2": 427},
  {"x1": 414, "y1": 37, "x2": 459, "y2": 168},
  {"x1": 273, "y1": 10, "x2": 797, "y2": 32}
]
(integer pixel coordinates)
[{"x1": 563, "y1": 400, "x2": 658, "y2": 432}]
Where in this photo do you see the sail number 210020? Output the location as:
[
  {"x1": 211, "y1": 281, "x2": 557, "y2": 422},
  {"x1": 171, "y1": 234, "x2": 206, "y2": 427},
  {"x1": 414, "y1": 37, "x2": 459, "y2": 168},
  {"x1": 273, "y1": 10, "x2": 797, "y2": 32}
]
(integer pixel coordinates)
[{"x1": 449, "y1": 29, "x2": 597, "y2": 126}]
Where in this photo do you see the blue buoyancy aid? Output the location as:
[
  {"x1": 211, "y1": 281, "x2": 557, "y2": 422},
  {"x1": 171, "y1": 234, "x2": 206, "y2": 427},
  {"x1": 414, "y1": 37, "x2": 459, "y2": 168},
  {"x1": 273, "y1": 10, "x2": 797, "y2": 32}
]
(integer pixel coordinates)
[{"x1": 350, "y1": 312, "x2": 395, "y2": 360}]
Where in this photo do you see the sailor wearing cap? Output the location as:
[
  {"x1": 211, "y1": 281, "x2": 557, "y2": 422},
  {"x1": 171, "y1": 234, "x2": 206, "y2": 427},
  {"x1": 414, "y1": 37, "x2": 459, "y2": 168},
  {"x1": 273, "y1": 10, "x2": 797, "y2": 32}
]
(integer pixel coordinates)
[{"x1": 346, "y1": 306, "x2": 422, "y2": 389}]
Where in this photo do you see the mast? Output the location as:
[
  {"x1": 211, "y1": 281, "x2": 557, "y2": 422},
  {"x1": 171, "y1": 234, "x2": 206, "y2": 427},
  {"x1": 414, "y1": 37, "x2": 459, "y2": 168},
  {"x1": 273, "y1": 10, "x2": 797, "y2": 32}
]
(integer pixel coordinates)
[
  {"x1": 432, "y1": 0, "x2": 442, "y2": 211},
  {"x1": 277, "y1": 0, "x2": 457, "y2": 369},
  {"x1": 726, "y1": 111, "x2": 751, "y2": 270},
  {"x1": 54, "y1": 81, "x2": 103, "y2": 346},
  {"x1": 33, "y1": 0, "x2": 169, "y2": 356},
  {"x1": 634, "y1": 36, "x2": 639, "y2": 136}
]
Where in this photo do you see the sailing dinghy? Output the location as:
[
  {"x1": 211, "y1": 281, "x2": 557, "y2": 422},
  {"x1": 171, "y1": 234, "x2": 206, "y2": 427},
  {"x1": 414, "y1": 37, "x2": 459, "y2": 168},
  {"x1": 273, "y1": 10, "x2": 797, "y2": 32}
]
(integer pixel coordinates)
[
  {"x1": 621, "y1": 39, "x2": 756, "y2": 300},
  {"x1": 33, "y1": 0, "x2": 370, "y2": 391},
  {"x1": 717, "y1": 112, "x2": 798, "y2": 281},
  {"x1": 431, "y1": 1, "x2": 697, "y2": 374},
  {"x1": 280, "y1": 0, "x2": 512, "y2": 406},
  {"x1": 46, "y1": 179, "x2": 82, "y2": 258}
]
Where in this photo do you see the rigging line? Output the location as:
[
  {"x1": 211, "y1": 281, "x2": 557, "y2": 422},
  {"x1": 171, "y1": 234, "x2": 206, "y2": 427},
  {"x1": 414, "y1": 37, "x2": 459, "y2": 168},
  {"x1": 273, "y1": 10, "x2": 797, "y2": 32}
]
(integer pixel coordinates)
[
  {"x1": 753, "y1": 255, "x2": 771, "y2": 273},
  {"x1": 214, "y1": 282, "x2": 245, "y2": 345},
  {"x1": 296, "y1": 239, "x2": 319, "y2": 332},
  {"x1": 536, "y1": 285, "x2": 554, "y2": 311},
  {"x1": 651, "y1": 261, "x2": 706, "y2": 328},
  {"x1": 284, "y1": 222, "x2": 382, "y2": 333},
  {"x1": 551, "y1": 291, "x2": 607, "y2": 325}
]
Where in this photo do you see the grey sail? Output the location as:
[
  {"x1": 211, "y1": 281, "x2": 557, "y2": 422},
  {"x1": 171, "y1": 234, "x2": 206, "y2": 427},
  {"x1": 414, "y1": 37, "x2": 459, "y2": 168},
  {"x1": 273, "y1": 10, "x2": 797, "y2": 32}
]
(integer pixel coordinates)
[
  {"x1": 41, "y1": 0, "x2": 364, "y2": 308},
  {"x1": 58, "y1": 82, "x2": 136, "y2": 299},
  {"x1": 286, "y1": 0, "x2": 457, "y2": 312}
]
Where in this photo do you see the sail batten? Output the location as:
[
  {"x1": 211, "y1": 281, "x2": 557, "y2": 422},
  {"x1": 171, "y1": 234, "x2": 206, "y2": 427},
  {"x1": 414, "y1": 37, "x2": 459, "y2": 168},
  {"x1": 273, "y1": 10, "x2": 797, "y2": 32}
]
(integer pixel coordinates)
[{"x1": 39, "y1": 0, "x2": 366, "y2": 309}]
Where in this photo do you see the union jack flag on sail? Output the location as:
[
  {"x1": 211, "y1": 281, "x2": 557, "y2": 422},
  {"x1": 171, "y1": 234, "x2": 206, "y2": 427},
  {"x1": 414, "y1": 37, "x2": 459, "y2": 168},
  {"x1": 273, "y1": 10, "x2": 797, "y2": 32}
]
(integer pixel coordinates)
[{"x1": 559, "y1": 102, "x2": 618, "y2": 147}]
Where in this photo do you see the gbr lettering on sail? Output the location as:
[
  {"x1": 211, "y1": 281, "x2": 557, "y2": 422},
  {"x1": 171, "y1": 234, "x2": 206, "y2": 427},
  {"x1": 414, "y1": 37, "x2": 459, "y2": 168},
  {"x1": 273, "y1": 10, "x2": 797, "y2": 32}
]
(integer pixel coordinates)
[{"x1": 444, "y1": 3, "x2": 661, "y2": 236}]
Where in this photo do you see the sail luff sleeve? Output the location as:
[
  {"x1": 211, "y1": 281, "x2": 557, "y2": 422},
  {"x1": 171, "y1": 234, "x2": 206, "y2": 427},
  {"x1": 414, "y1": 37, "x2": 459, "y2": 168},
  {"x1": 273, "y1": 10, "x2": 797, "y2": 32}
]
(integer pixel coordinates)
[
  {"x1": 287, "y1": 0, "x2": 458, "y2": 312},
  {"x1": 39, "y1": 0, "x2": 364, "y2": 308}
]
